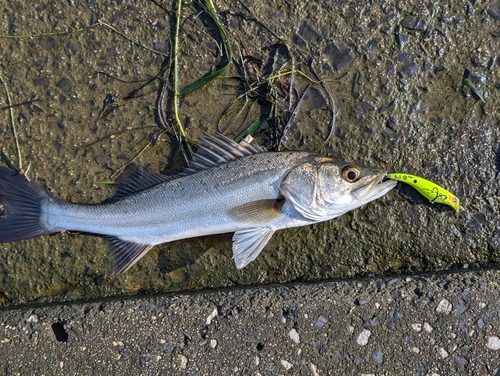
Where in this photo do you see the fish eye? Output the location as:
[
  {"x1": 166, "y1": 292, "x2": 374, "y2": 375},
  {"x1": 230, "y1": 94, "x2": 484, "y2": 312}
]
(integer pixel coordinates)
[{"x1": 342, "y1": 166, "x2": 361, "y2": 183}]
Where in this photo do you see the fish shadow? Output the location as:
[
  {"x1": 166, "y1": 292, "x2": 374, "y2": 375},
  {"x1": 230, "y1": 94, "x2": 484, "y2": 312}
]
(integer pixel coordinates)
[{"x1": 156, "y1": 234, "x2": 232, "y2": 273}]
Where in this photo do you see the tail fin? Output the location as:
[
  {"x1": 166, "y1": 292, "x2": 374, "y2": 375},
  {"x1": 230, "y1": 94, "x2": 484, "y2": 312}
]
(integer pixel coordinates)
[{"x1": 0, "y1": 167, "x2": 52, "y2": 243}]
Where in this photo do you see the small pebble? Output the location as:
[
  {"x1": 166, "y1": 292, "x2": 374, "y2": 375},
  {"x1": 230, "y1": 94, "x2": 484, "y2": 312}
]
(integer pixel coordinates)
[
  {"x1": 402, "y1": 17, "x2": 427, "y2": 31},
  {"x1": 27, "y1": 315, "x2": 39, "y2": 323},
  {"x1": 206, "y1": 308, "x2": 218, "y2": 325},
  {"x1": 423, "y1": 322, "x2": 434, "y2": 333},
  {"x1": 371, "y1": 349, "x2": 384, "y2": 364},
  {"x1": 454, "y1": 356, "x2": 469, "y2": 366},
  {"x1": 289, "y1": 329, "x2": 300, "y2": 344},
  {"x1": 178, "y1": 354, "x2": 188, "y2": 369},
  {"x1": 354, "y1": 101, "x2": 375, "y2": 114},
  {"x1": 281, "y1": 360, "x2": 293, "y2": 370},
  {"x1": 357, "y1": 329, "x2": 371, "y2": 346},
  {"x1": 398, "y1": 62, "x2": 419, "y2": 78},
  {"x1": 354, "y1": 357, "x2": 364, "y2": 365},
  {"x1": 412, "y1": 323, "x2": 422, "y2": 332},
  {"x1": 396, "y1": 33, "x2": 410, "y2": 47},
  {"x1": 438, "y1": 347, "x2": 449, "y2": 359},
  {"x1": 486, "y1": 336, "x2": 500, "y2": 350},
  {"x1": 310, "y1": 363, "x2": 320, "y2": 376},
  {"x1": 314, "y1": 315, "x2": 328, "y2": 332},
  {"x1": 436, "y1": 298, "x2": 453, "y2": 314},
  {"x1": 209, "y1": 339, "x2": 217, "y2": 348}
]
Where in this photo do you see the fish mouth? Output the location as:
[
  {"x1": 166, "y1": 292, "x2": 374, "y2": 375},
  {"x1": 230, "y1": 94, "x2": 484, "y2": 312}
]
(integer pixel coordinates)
[{"x1": 352, "y1": 172, "x2": 397, "y2": 202}]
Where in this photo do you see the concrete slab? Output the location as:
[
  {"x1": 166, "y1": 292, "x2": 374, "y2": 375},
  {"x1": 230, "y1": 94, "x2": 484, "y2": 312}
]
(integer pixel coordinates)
[{"x1": 2, "y1": 269, "x2": 500, "y2": 375}]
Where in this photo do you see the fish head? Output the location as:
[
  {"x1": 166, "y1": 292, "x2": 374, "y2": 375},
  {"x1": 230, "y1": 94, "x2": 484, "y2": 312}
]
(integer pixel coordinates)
[{"x1": 281, "y1": 158, "x2": 397, "y2": 221}]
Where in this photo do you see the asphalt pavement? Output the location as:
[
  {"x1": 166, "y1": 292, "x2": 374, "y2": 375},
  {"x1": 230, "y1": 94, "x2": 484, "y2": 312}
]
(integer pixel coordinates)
[{"x1": 2, "y1": 268, "x2": 500, "y2": 375}]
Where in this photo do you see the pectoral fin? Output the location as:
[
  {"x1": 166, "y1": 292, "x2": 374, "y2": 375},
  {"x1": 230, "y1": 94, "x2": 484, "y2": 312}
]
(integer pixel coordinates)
[
  {"x1": 227, "y1": 199, "x2": 283, "y2": 225},
  {"x1": 232, "y1": 227, "x2": 275, "y2": 269}
]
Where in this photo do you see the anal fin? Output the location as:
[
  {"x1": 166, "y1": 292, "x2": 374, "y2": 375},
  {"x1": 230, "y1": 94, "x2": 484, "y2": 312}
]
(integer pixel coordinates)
[
  {"x1": 232, "y1": 227, "x2": 275, "y2": 269},
  {"x1": 107, "y1": 236, "x2": 153, "y2": 274}
]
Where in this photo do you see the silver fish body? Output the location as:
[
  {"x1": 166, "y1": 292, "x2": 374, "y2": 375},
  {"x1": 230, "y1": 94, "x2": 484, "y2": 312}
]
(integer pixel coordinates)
[{"x1": 0, "y1": 134, "x2": 396, "y2": 273}]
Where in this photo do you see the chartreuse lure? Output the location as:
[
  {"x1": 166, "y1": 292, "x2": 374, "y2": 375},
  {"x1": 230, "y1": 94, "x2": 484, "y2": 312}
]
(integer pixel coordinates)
[{"x1": 388, "y1": 173, "x2": 460, "y2": 211}]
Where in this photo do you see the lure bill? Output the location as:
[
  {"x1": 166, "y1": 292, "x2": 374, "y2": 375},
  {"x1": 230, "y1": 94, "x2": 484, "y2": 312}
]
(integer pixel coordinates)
[{"x1": 388, "y1": 173, "x2": 460, "y2": 211}]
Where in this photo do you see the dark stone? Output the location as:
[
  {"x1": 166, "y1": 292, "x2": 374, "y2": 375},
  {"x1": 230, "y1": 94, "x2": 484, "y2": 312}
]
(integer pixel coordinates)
[
  {"x1": 39, "y1": 37, "x2": 57, "y2": 50},
  {"x1": 402, "y1": 17, "x2": 427, "y2": 31},
  {"x1": 354, "y1": 101, "x2": 375, "y2": 114},
  {"x1": 324, "y1": 41, "x2": 353, "y2": 70},
  {"x1": 386, "y1": 60, "x2": 396, "y2": 75},
  {"x1": 398, "y1": 62, "x2": 419, "y2": 78},
  {"x1": 396, "y1": 33, "x2": 411, "y2": 47},
  {"x1": 364, "y1": 38, "x2": 381, "y2": 53},
  {"x1": 487, "y1": 4, "x2": 500, "y2": 21},
  {"x1": 397, "y1": 52, "x2": 411, "y2": 61},
  {"x1": 110, "y1": 9, "x2": 127, "y2": 24},
  {"x1": 378, "y1": 101, "x2": 395, "y2": 114},
  {"x1": 67, "y1": 41, "x2": 80, "y2": 55},
  {"x1": 298, "y1": 19, "x2": 322, "y2": 41},
  {"x1": 423, "y1": 60, "x2": 433, "y2": 71},
  {"x1": 56, "y1": 77, "x2": 73, "y2": 93},
  {"x1": 305, "y1": 87, "x2": 328, "y2": 109},
  {"x1": 292, "y1": 34, "x2": 307, "y2": 48}
]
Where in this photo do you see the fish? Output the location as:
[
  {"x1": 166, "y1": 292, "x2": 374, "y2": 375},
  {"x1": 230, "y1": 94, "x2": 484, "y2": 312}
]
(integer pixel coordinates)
[{"x1": 0, "y1": 133, "x2": 396, "y2": 273}]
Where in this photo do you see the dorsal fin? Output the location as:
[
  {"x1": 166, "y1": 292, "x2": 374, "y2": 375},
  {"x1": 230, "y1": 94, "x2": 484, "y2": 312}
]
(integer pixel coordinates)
[
  {"x1": 181, "y1": 133, "x2": 267, "y2": 175},
  {"x1": 108, "y1": 164, "x2": 172, "y2": 202}
]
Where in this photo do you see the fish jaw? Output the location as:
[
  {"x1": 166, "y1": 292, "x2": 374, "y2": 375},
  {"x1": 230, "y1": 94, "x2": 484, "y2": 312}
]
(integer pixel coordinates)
[{"x1": 351, "y1": 172, "x2": 397, "y2": 204}]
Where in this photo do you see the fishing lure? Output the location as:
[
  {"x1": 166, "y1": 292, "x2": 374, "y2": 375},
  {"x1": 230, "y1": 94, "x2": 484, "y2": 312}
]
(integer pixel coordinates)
[{"x1": 388, "y1": 173, "x2": 460, "y2": 211}]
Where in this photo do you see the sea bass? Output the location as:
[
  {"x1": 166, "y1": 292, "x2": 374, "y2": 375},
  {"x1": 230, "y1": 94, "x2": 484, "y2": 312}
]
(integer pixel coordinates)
[{"x1": 0, "y1": 133, "x2": 396, "y2": 273}]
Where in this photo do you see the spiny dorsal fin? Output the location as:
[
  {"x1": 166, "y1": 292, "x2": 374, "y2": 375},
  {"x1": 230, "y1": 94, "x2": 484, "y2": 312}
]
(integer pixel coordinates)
[
  {"x1": 181, "y1": 133, "x2": 267, "y2": 175},
  {"x1": 108, "y1": 164, "x2": 172, "y2": 203}
]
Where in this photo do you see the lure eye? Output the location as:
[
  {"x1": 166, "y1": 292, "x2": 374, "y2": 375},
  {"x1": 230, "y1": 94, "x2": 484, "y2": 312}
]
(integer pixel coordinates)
[{"x1": 342, "y1": 166, "x2": 361, "y2": 183}]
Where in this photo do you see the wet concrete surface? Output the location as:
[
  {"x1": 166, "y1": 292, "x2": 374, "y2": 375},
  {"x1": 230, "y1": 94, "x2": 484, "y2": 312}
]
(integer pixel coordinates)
[{"x1": 2, "y1": 269, "x2": 500, "y2": 375}]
